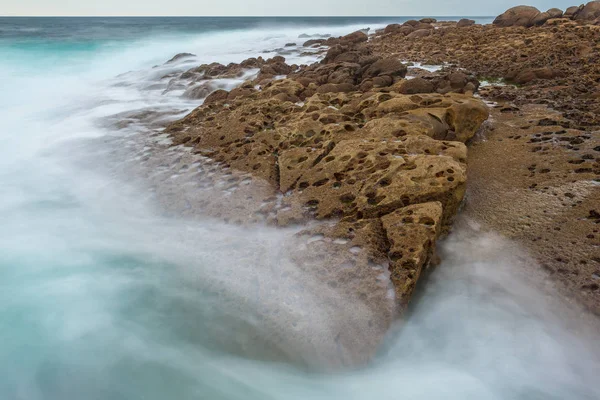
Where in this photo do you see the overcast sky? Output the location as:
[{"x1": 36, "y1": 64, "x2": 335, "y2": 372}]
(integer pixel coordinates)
[{"x1": 1, "y1": 0, "x2": 581, "y2": 16}]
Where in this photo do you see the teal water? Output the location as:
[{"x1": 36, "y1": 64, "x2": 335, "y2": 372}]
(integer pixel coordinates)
[{"x1": 1, "y1": 17, "x2": 599, "y2": 400}]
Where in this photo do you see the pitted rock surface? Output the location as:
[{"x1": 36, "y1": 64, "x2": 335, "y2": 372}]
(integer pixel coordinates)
[{"x1": 165, "y1": 40, "x2": 489, "y2": 312}]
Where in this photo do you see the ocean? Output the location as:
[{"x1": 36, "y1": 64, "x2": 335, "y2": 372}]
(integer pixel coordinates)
[{"x1": 1, "y1": 16, "x2": 599, "y2": 400}]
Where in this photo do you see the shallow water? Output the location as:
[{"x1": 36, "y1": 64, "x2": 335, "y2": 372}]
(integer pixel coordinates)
[{"x1": 1, "y1": 16, "x2": 599, "y2": 400}]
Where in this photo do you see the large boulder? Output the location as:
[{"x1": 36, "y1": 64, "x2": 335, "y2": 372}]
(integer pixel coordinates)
[
  {"x1": 493, "y1": 5, "x2": 541, "y2": 27},
  {"x1": 340, "y1": 30, "x2": 369, "y2": 44},
  {"x1": 457, "y1": 18, "x2": 476, "y2": 27},
  {"x1": 574, "y1": 1, "x2": 600, "y2": 21},
  {"x1": 384, "y1": 24, "x2": 402, "y2": 34},
  {"x1": 547, "y1": 8, "x2": 565, "y2": 18},
  {"x1": 532, "y1": 12, "x2": 550, "y2": 25},
  {"x1": 395, "y1": 78, "x2": 434, "y2": 94},
  {"x1": 362, "y1": 58, "x2": 408, "y2": 80},
  {"x1": 564, "y1": 5, "x2": 584, "y2": 18}
]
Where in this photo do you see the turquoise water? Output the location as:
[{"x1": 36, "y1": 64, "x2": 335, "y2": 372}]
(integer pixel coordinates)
[{"x1": 0, "y1": 17, "x2": 599, "y2": 400}]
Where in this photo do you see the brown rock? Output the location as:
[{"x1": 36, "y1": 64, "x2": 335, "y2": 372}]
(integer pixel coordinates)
[
  {"x1": 381, "y1": 202, "x2": 443, "y2": 308},
  {"x1": 203, "y1": 89, "x2": 229, "y2": 105},
  {"x1": 407, "y1": 29, "x2": 432, "y2": 38},
  {"x1": 303, "y1": 39, "x2": 325, "y2": 47},
  {"x1": 457, "y1": 18, "x2": 475, "y2": 27},
  {"x1": 395, "y1": 78, "x2": 435, "y2": 94},
  {"x1": 574, "y1": 1, "x2": 600, "y2": 21},
  {"x1": 564, "y1": 5, "x2": 583, "y2": 18},
  {"x1": 383, "y1": 24, "x2": 402, "y2": 34},
  {"x1": 403, "y1": 20, "x2": 420, "y2": 27},
  {"x1": 362, "y1": 58, "x2": 408, "y2": 80},
  {"x1": 316, "y1": 83, "x2": 357, "y2": 93},
  {"x1": 493, "y1": 5, "x2": 541, "y2": 27},
  {"x1": 340, "y1": 30, "x2": 369, "y2": 44},
  {"x1": 183, "y1": 82, "x2": 215, "y2": 99},
  {"x1": 445, "y1": 96, "x2": 490, "y2": 142}
]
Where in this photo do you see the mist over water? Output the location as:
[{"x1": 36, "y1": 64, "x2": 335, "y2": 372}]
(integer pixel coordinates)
[{"x1": 1, "y1": 17, "x2": 598, "y2": 400}]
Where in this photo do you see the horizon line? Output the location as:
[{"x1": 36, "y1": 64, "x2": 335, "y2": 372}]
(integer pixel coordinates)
[{"x1": 0, "y1": 15, "x2": 493, "y2": 18}]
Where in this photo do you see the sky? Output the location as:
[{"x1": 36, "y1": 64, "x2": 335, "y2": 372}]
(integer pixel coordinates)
[{"x1": 0, "y1": 0, "x2": 583, "y2": 16}]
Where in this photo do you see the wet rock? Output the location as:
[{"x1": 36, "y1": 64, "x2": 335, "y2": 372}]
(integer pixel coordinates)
[
  {"x1": 166, "y1": 53, "x2": 196, "y2": 64},
  {"x1": 203, "y1": 89, "x2": 229, "y2": 105},
  {"x1": 183, "y1": 82, "x2": 215, "y2": 99},
  {"x1": 303, "y1": 39, "x2": 325, "y2": 47}
]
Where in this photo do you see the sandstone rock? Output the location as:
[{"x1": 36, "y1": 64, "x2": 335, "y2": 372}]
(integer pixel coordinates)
[
  {"x1": 419, "y1": 18, "x2": 437, "y2": 23},
  {"x1": 203, "y1": 89, "x2": 229, "y2": 105},
  {"x1": 384, "y1": 24, "x2": 402, "y2": 34},
  {"x1": 547, "y1": 8, "x2": 564, "y2": 18},
  {"x1": 395, "y1": 77, "x2": 435, "y2": 94},
  {"x1": 403, "y1": 20, "x2": 420, "y2": 27},
  {"x1": 362, "y1": 58, "x2": 408, "y2": 80},
  {"x1": 445, "y1": 97, "x2": 490, "y2": 142},
  {"x1": 407, "y1": 29, "x2": 432, "y2": 38},
  {"x1": 574, "y1": 1, "x2": 600, "y2": 21},
  {"x1": 564, "y1": 5, "x2": 584, "y2": 18},
  {"x1": 316, "y1": 83, "x2": 357, "y2": 93},
  {"x1": 457, "y1": 18, "x2": 476, "y2": 27},
  {"x1": 340, "y1": 30, "x2": 369, "y2": 44},
  {"x1": 493, "y1": 5, "x2": 541, "y2": 27},
  {"x1": 381, "y1": 202, "x2": 443, "y2": 308},
  {"x1": 183, "y1": 82, "x2": 215, "y2": 99},
  {"x1": 508, "y1": 67, "x2": 557, "y2": 84}
]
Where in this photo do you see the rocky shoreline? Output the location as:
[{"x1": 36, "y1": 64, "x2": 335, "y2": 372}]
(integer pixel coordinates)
[{"x1": 158, "y1": 3, "x2": 600, "y2": 318}]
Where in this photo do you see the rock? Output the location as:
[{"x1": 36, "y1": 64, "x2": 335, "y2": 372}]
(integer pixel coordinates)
[
  {"x1": 340, "y1": 30, "x2": 369, "y2": 44},
  {"x1": 203, "y1": 89, "x2": 229, "y2": 105},
  {"x1": 166, "y1": 53, "x2": 196, "y2": 64},
  {"x1": 285, "y1": 43, "x2": 297, "y2": 47},
  {"x1": 574, "y1": 1, "x2": 600, "y2": 21},
  {"x1": 419, "y1": 18, "x2": 437, "y2": 23},
  {"x1": 532, "y1": 11, "x2": 552, "y2": 25},
  {"x1": 407, "y1": 29, "x2": 432, "y2": 38},
  {"x1": 381, "y1": 202, "x2": 443, "y2": 308},
  {"x1": 303, "y1": 39, "x2": 325, "y2": 47},
  {"x1": 165, "y1": 53, "x2": 490, "y2": 316},
  {"x1": 457, "y1": 18, "x2": 475, "y2": 27},
  {"x1": 564, "y1": 5, "x2": 583, "y2": 18},
  {"x1": 508, "y1": 67, "x2": 557, "y2": 84},
  {"x1": 493, "y1": 5, "x2": 541, "y2": 27},
  {"x1": 384, "y1": 24, "x2": 402, "y2": 34},
  {"x1": 403, "y1": 20, "x2": 420, "y2": 27},
  {"x1": 547, "y1": 8, "x2": 564, "y2": 18},
  {"x1": 362, "y1": 58, "x2": 408, "y2": 80},
  {"x1": 395, "y1": 78, "x2": 434, "y2": 94},
  {"x1": 316, "y1": 83, "x2": 357, "y2": 93},
  {"x1": 445, "y1": 97, "x2": 490, "y2": 142},
  {"x1": 413, "y1": 22, "x2": 434, "y2": 30},
  {"x1": 183, "y1": 82, "x2": 215, "y2": 99}
]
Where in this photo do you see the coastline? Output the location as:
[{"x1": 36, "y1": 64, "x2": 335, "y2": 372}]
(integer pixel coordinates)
[{"x1": 153, "y1": 6, "x2": 599, "y2": 320}]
